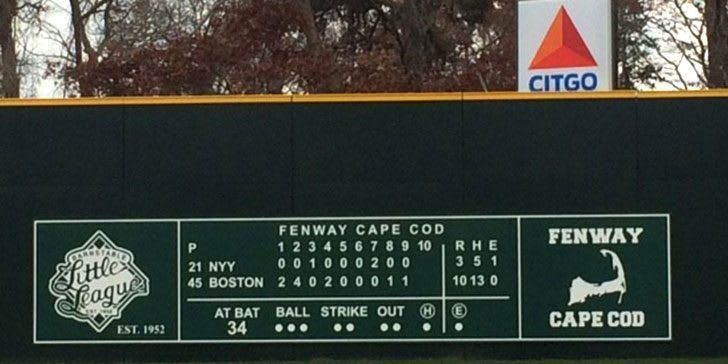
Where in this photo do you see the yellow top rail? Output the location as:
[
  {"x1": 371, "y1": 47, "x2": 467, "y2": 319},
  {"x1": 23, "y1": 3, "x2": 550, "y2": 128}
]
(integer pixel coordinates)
[{"x1": 0, "y1": 90, "x2": 726, "y2": 107}]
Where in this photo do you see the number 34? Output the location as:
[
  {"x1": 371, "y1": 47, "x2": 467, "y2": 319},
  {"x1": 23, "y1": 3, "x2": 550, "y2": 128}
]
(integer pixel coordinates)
[{"x1": 227, "y1": 320, "x2": 248, "y2": 336}]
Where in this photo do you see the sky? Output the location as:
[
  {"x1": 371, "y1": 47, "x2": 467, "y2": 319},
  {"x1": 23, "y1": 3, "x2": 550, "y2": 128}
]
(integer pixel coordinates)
[{"x1": 27, "y1": 1, "x2": 69, "y2": 98}]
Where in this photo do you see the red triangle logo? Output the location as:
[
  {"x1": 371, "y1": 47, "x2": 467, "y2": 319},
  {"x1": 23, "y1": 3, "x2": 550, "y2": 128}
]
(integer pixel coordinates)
[{"x1": 529, "y1": 6, "x2": 597, "y2": 70}]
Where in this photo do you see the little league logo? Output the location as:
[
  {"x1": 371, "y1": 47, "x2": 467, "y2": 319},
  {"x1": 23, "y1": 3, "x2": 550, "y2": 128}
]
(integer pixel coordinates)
[{"x1": 49, "y1": 230, "x2": 149, "y2": 332}]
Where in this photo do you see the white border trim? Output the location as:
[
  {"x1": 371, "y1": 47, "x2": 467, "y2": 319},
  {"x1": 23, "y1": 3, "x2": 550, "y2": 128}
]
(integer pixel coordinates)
[
  {"x1": 34, "y1": 337, "x2": 672, "y2": 345},
  {"x1": 186, "y1": 296, "x2": 510, "y2": 303},
  {"x1": 667, "y1": 214, "x2": 673, "y2": 340},
  {"x1": 176, "y1": 220, "x2": 182, "y2": 342},
  {"x1": 517, "y1": 217, "x2": 523, "y2": 339},
  {"x1": 33, "y1": 213, "x2": 671, "y2": 344},
  {"x1": 35, "y1": 214, "x2": 669, "y2": 224},
  {"x1": 33, "y1": 221, "x2": 38, "y2": 343},
  {"x1": 441, "y1": 245, "x2": 447, "y2": 334}
]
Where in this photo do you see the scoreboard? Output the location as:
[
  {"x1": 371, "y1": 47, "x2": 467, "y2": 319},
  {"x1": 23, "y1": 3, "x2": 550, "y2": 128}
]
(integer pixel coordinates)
[{"x1": 34, "y1": 214, "x2": 670, "y2": 343}]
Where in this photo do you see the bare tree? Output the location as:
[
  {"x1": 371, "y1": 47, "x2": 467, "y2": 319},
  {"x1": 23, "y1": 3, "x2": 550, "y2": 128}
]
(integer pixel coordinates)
[
  {"x1": 68, "y1": 0, "x2": 114, "y2": 95},
  {"x1": 641, "y1": 0, "x2": 708, "y2": 89},
  {"x1": 0, "y1": 0, "x2": 20, "y2": 97},
  {"x1": 616, "y1": 0, "x2": 657, "y2": 89},
  {"x1": 707, "y1": 0, "x2": 728, "y2": 87}
]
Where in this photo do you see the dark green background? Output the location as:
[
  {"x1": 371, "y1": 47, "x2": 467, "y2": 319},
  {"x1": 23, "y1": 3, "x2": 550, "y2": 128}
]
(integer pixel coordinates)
[
  {"x1": 35, "y1": 223, "x2": 178, "y2": 341},
  {"x1": 178, "y1": 218, "x2": 518, "y2": 340},
  {"x1": 34, "y1": 218, "x2": 520, "y2": 341},
  {"x1": 1, "y1": 97, "x2": 726, "y2": 360},
  {"x1": 521, "y1": 217, "x2": 668, "y2": 338}
]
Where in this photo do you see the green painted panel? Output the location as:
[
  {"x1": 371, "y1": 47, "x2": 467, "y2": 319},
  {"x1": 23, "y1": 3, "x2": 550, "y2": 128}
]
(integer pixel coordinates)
[
  {"x1": 34, "y1": 215, "x2": 668, "y2": 343},
  {"x1": 520, "y1": 217, "x2": 670, "y2": 339}
]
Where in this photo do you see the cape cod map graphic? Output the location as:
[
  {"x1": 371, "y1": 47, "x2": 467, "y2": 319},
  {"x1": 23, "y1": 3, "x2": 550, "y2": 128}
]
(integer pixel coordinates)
[
  {"x1": 568, "y1": 249, "x2": 627, "y2": 306},
  {"x1": 48, "y1": 230, "x2": 149, "y2": 332}
]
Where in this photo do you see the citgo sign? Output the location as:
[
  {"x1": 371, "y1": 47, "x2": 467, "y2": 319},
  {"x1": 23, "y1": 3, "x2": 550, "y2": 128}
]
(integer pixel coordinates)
[{"x1": 518, "y1": 0, "x2": 613, "y2": 92}]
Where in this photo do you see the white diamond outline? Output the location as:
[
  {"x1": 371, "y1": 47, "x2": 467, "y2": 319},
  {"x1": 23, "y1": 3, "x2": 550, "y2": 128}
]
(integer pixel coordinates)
[{"x1": 48, "y1": 230, "x2": 150, "y2": 333}]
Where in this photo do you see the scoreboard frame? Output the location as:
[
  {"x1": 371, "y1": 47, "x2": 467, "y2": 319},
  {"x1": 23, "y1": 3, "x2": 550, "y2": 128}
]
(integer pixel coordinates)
[{"x1": 33, "y1": 214, "x2": 671, "y2": 344}]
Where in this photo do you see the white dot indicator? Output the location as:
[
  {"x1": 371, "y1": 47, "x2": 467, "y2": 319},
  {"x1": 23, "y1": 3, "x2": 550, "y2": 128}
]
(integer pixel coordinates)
[
  {"x1": 455, "y1": 322, "x2": 464, "y2": 332},
  {"x1": 287, "y1": 323, "x2": 296, "y2": 332},
  {"x1": 380, "y1": 323, "x2": 389, "y2": 332},
  {"x1": 422, "y1": 322, "x2": 432, "y2": 332},
  {"x1": 392, "y1": 323, "x2": 401, "y2": 332},
  {"x1": 346, "y1": 323, "x2": 355, "y2": 332},
  {"x1": 333, "y1": 323, "x2": 342, "y2": 332},
  {"x1": 275, "y1": 324, "x2": 283, "y2": 333},
  {"x1": 299, "y1": 323, "x2": 309, "y2": 333}
]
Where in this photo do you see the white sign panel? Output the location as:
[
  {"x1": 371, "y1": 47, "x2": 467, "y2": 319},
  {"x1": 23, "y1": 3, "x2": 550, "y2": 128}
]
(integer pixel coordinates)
[{"x1": 518, "y1": 0, "x2": 613, "y2": 92}]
